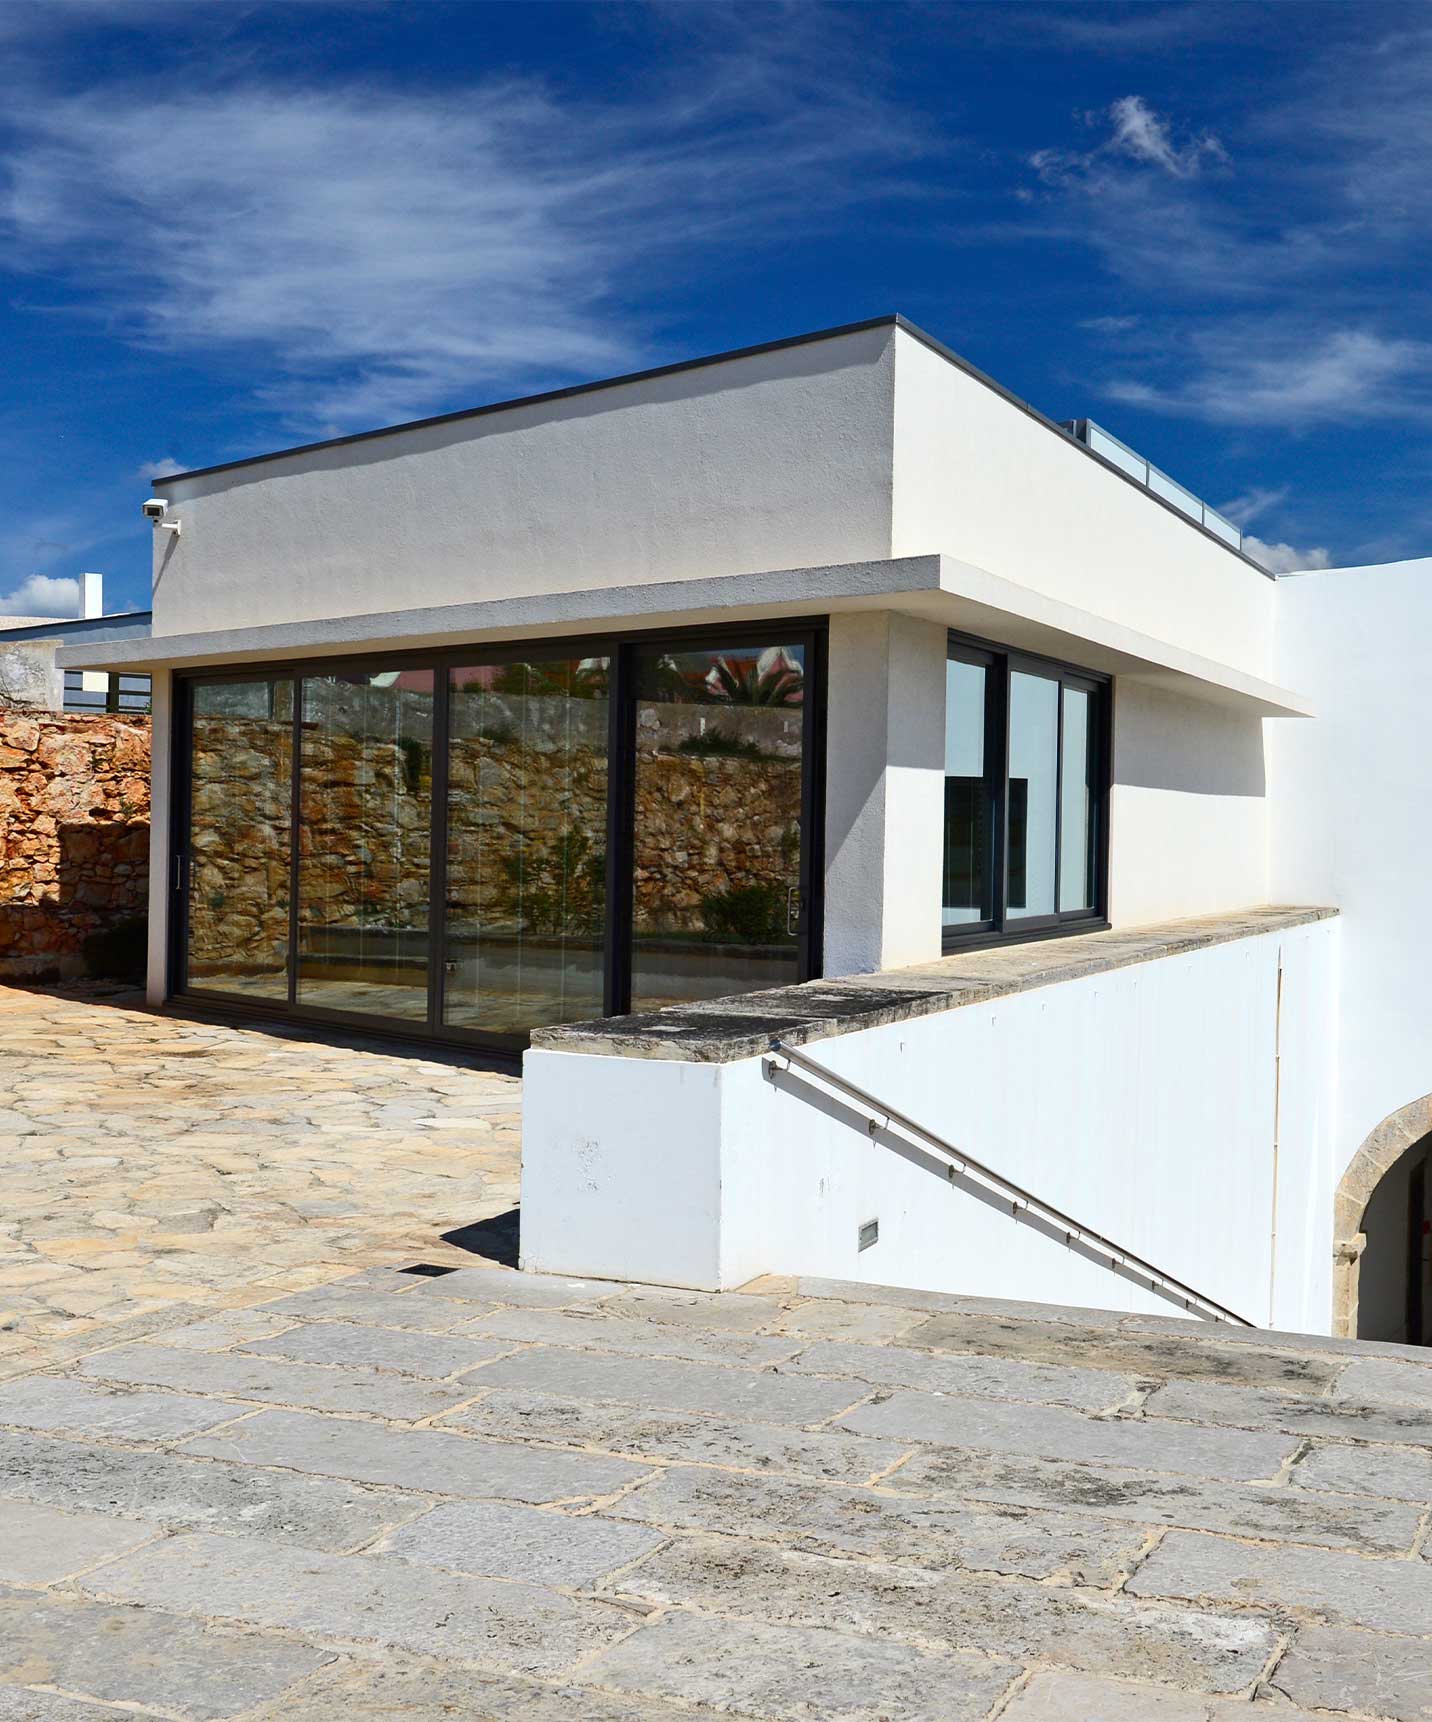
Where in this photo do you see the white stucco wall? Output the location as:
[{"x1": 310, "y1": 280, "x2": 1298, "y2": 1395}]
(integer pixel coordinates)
[
  {"x1": 823, "y1": 611, "x2": 947, "y2": 975},
  {"x1": 150, "y1": 326, "x2": 898, "y2": 636},
  {"x1": 1108, "y1": 680, "x2": 1269, "y2": 927},
  {"x1": 1270, "y1": 558, "x2": 1432, "y2": 1188},
  {"x1": 890, "y1": 329, "x2": 1277, "y2": 684},
  {"x1": 523, "y1": 918, "x2": 1338, "y2": 1329}
]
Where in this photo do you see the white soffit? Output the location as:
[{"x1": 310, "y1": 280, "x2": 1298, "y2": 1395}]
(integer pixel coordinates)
[{"x1": 57, "y1": 553, "x2": 1310, "y2": 719}]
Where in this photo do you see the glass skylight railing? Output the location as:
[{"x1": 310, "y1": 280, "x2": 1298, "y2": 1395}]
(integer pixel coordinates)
[{"x1": 1063, "y1": 419, "x2": 1243, "y2": 552}]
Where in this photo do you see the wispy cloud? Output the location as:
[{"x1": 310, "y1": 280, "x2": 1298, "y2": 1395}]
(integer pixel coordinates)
[
  {"x1": 1105, "y1": 327, "x2": 1432, "y2": 427},
  {"x1": 1031, "y1": 94, "x2": 1228, "y2": 187},
  {"x1": 0, "y1": 66, "x2": 921, "y2": 435},
  {"x1": 0, "y1": 572, "x2": 80, "y2": 617}
]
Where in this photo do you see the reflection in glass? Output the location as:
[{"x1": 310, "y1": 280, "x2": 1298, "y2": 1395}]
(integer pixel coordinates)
[
  {"x1": 187, "y1": 679, "x2": 294, "y2": 997},
  {"x1": 296, "y1": 668, "x2": 434, "y2": 1019},
  {"x1": 1059, "y1": 687, "x2": 1094, "y2": 912},
  {"x1": 443, "y1": 658, "x2": 609, "y2": 1034},
  {"x1": 630, "y1": 643, "x2": 805, "y2": 1012},
  {"x1": 943, "y1": 658, "x2": 992, "y2": 926},
  {"x1": 1006, "y1": 670, "x2": 1059, "y2": 920}
]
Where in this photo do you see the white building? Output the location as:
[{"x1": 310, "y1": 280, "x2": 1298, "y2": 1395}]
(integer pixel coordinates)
[{"x1": 62, "y1": 315, "x2": 1428, "y2": 1341}]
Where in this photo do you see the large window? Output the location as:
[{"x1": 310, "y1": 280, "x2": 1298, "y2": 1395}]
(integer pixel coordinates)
[
  {"x1": 175, "y1": 626, "x2": 822, "y2": 1051},
  {"x1": 943, "y1": 636, "x2": 1107, "y2": 948}
]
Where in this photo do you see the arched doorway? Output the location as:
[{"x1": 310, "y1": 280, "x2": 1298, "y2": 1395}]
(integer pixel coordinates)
[{"x1": 1334, "y1": 1094, "x2": 1432, "y2": 1340}]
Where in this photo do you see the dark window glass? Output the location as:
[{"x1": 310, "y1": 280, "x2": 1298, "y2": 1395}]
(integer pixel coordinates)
[
  {"x1": 1060, "y1": 687, "x2": 1094, "y2": 912},
  {"x1": 187, "y1": 678, "x2": 293, "y2": 998},
  {"x1": 443, "y1": 657, "x2": 609, "y2": 1034},
  {"x1": 296, "y1": 668, "x2": 434, "y2": 1020},
  {"x1": 943, "y1": 656, "x2": 993, "y2": 926},
  {"x1": 942, "y1": 639, "x2": 1105, "y2": 946},
  {"x1": 1006, "y1": 670, "x2": 1059, "y2": 921}
]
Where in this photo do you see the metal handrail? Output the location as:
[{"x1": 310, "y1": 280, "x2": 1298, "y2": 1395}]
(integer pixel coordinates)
[{"x1": 765, "y1": 1037, "x2": 1255, "y2": 1327}]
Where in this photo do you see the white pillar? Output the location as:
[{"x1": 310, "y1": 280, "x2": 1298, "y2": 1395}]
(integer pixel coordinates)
[{"x1": 822, "y1": 610, "x2": 946, "y2": 976}]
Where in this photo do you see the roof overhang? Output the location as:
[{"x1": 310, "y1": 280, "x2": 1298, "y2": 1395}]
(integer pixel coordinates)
[{"x1": 57, "y1": 554, "x2": 1311, "y2": 719}]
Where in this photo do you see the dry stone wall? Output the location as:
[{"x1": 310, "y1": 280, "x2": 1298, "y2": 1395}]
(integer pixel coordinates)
[{"x1": 0, "y1": 713, "x2": 150, "y2": 978}]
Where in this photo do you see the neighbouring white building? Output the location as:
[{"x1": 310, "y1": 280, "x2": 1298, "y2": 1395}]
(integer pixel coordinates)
[{"x1": 60, "y1": 315, "x2": 1431, "y2": 1340}]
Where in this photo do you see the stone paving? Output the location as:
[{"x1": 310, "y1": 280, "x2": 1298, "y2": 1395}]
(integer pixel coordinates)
[
  {"x1": 0, "y1": 986, "x2": 521, "y2": 1372},
  {"x1": 1, "y1": 1259, "x2": 1432, "y2": 1719}
]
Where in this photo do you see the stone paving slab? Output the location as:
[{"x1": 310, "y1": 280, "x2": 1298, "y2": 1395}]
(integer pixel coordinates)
[
  {"x1": 785, "y1": 1337, "x2": 1136, "y2": 1410},
  {"x1": 73, "y1": 1340, "x2": 483, "y2": 1418},
  {"x1": 1268, "y1": 1622, "x2": 1432, "y2": 1719},
  {"x1": 0, "y1": 1583, "x2": 333, "y2": 1719},
  {"x1": 1144, "y1": 1376, "x2": 1432, "y2": 1446},
  {"x1": 462, "y1": 1307, "x2": 807, "y2": 1367},
  {"x1": 1127, "y1": 1529, "x2": 1432, "y2": 1634},
  {"x1": 840, "y1": 1389, "x2": 1298, "y2": 1479},
  {"x1": 254, "y1": 1655, "x2": 714, "y2": 1721},
  {"x1": 997, "y1": 1671, "x2": 1323, "y2": 1719},
  {"x1": 576, "y1": 1609, "x2": 1019, "y2": 1721},
  {"x1": 888, "y1": 1442, "x2": 1423, "y2": 1553},
  {"x1": 0, "y1": 1375, "x2": 245, "y2": 1441},
  {"x1": 377, "y1": 1498, "x2": 668, "y2": 1585},
  {"x1": 902, "y1": 1311, "x2": 1345, "y2": 1390},
  {"x1": 80, "y1": 1531, "x2": 640, "y2": 1677},
  {"x1": 240, "y1": 1317, "x2": 513, "y2": 1378},
  {"x1": 0, "y1": 1497, "x2": 155, "y2": 1585},
  {"x1": 0, "y1": 1689, "x2": 146, "y2": 1722},
  {"x1": 475, "y1": 1346, "x2": 872, "y2": 1425},
  {"x1": 1290, "y1": 1438, "x2": 1432, "y2": 1502},
  {"x1": 0, "y1": 1426, "x2": 427, "y2": 1550},
  {"x1": 607, "y1": 1463, "x2": 1148, "y2": 1581},
  {"x1": 181, "y1": 1406, "x2": 654, "y2": 1501},
  {"x1": 610, "y1": 1535, "x2": 1279, "y2": 1692},
  {"x1": 445, "y1": 1387, "x2": 913, "y2": 1483}
]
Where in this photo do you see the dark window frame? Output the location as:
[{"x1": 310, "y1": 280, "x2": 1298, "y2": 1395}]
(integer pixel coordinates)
[
  {"x1": 942, "y1": 631, "x2": 1111, "y2": 954},
  {"x1": 169, "y1": 618, "x2": 827, "y2": 1058}
]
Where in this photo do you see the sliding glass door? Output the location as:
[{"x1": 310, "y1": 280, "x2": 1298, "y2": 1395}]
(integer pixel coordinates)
[
  {"x1": 443, "y1": 656, "x2": 610, "y2": 1034},
  {"x1": 186, "y1": 678, "x2": 294, "y2": 998},
  {"x1": 629, "y1": 642, "x2": 808, "y2": 1012},
  {"x1": 176, "y1": 626, "x2": 822, "y2": 1047}
]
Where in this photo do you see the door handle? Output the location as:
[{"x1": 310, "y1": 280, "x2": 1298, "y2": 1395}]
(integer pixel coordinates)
[{"x1": 786, "y1": 884, "x2": 802, "y2": 937}]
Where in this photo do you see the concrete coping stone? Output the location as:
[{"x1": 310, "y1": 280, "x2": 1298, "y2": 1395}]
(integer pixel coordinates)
[{"x1": 531, "y1": 906, "x2": 1339, "y2": 1064}]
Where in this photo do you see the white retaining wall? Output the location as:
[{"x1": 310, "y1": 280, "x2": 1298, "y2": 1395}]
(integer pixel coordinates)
[{"x1": 522, "y1": 915, "x2": 1339, "y2": 1329}]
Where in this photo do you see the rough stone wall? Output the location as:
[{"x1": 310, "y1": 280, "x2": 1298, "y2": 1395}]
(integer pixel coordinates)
[{"x1": 0, "y1": 713, "x2": 150, "y2": 977}]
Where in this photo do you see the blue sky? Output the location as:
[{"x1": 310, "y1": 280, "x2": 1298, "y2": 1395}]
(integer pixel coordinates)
[{"x1": 2, "y1": 0, "x2": 1430, "y2": 617}]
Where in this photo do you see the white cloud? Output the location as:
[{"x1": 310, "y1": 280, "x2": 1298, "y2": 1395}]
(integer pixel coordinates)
[
  {"x1": 1032, "y1": 95, "x2": 1227, "y2": 188},
  {"x1": 1107, "y1": 95, "x2": 1228, "y2": 179},
  {"x1": 1105, "y1": 328, "x2": 1432, "y2": 427},
  {"x1": 1242, "y1": 535, "x2": 1333, "y2": 575},
  {"x1": 0, "y1": 69, "x2": 921, "y2": 434},
  {"x1": 0, "y1": 573, "x2": 80, "y2": 617}
]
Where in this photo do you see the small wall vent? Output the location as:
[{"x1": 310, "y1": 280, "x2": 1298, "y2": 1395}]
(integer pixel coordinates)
[{"x1": 858, "y1": 1218, "x2": 880, "y2": 1253}]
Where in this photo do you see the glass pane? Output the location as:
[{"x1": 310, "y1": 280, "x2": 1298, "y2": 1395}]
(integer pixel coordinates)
[
  {"x1": 296, "y1": 668, "x2": 434, "y2": 1019},
  {"x1": 1006, "y1": 670, "x2": 1059, "y2": 921},
  {"x1": 187, "y1": 679, "x2": 293, "y2": 997},
  {"x1": 943, "y1": 657, "x2": 993, "y2": 926},
  {"x1": 443, "y1": 657, "x2": 609, "y2": 1034},
  {"x1": 630, "y1": 642, "x2": 805, "y2": 1011},
  {"x1": 1059, "y1": 687, "x2": 1094, "y2": 912}
]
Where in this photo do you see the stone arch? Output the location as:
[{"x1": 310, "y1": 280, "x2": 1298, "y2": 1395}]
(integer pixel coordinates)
[{"x1": 1333, "y1": 1092, "x2": 1432, "y2": 1336}]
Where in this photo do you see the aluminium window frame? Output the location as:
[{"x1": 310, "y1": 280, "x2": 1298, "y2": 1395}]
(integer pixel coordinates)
[
  {"x1": 942, "y1": 630, "x2": 1111, "y2": 955},
  {"x1": 168, "y1": 618, "x2": 827, "y2": 1059}
]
